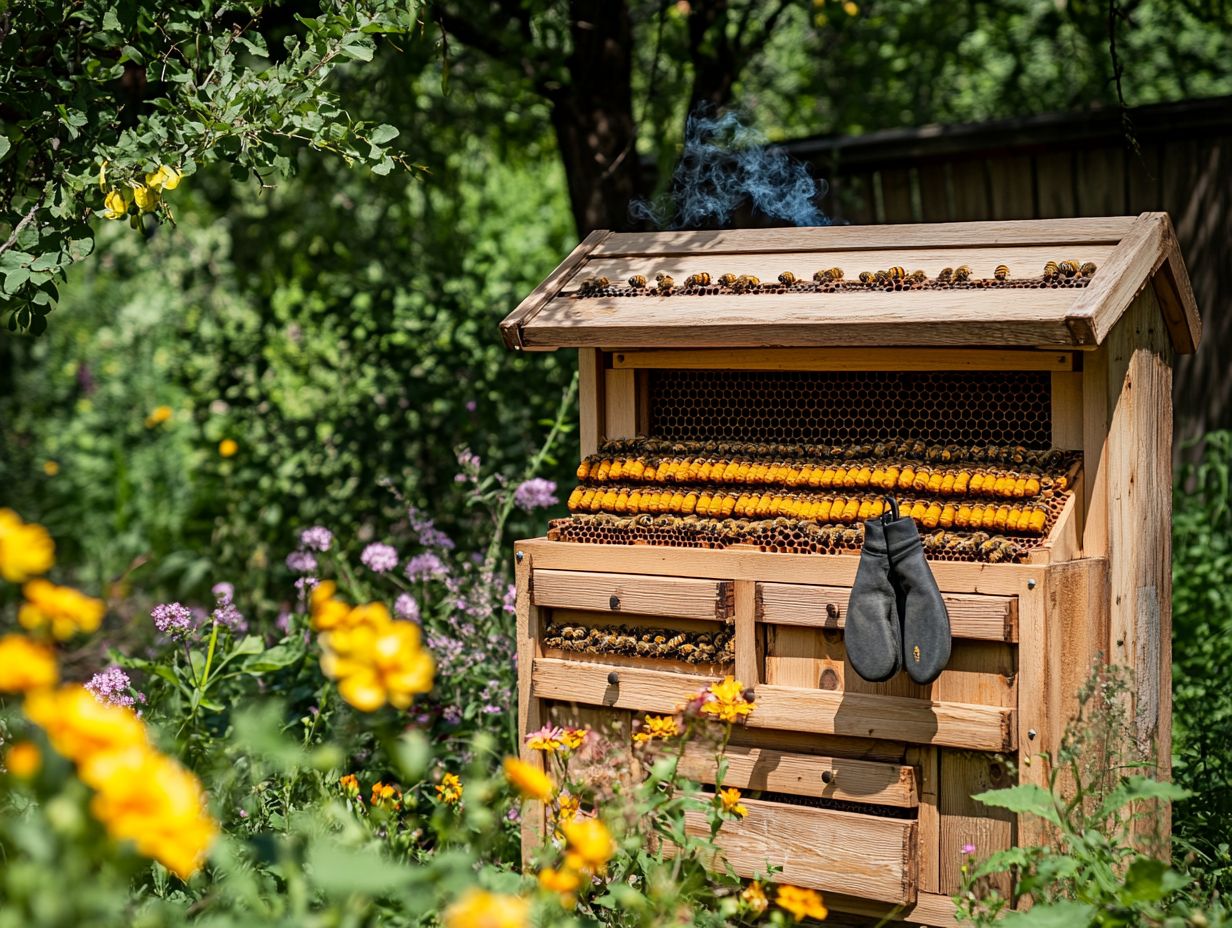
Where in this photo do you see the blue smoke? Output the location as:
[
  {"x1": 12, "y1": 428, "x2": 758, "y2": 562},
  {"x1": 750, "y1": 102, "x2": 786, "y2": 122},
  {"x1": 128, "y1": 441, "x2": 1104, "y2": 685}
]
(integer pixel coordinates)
[{"x1": 631, "y1": 110, "x2": 830, "y2": 230}]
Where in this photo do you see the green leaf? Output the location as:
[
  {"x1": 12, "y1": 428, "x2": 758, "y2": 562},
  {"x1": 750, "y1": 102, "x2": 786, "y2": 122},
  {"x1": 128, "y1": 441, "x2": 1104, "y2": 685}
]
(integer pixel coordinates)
[
  {"x1": 0, "y1": 135, "x2": 10, "y2": 159},
  {"x1": 305, "y1": 841, "x2": 409, "y2": 897},
  {"x1": 1121, "y1": 857, "x2": 1188, "y2": 903},
  {"x1": 973, "y1": 784, "x2": 1061, "y2": 824},
  {"x1": 340, "y1": 42, "x2": 374, "y2": 61},
  {"x1": 29, "y1": 253, "x2": 60, "y2": 273},
  {"x1": 242, "y1": 643, "x2": 304, "y2": 673},
  {"x1": 1001, "y1": 901, "x2": 1096, "y2": 927},
  {"x1": 370, "y1": 123, "x2": 399, "y2": 145},
  {"x1": 371, "y1": 156, "x2": 395, "y2": 176}
]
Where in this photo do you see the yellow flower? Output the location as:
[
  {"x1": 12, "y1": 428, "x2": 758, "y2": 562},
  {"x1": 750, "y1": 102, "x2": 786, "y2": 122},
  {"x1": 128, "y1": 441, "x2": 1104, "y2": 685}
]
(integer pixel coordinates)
[
  {"x1": 538, "y1": 866, "x2": 581, "y2": 907},
  {"x1": 310, "y1": 581, "x2": 352, "y2": 631},
  {"x1": 556, "y1": 792, "x2": 580, "y2": 823},
  {"x1": 443, "y1": 888, "x2": 530, "y2": 928},
  {"x1": 700, "y1": 676, "x2": 755, "y2": 723},
  {"x1": 776, "y1": 885, "x2": 828, "y2": 922},
  {"x1": 0, "y1": 635, "x2": 59, "y2": 693},
  {"x1": 19, "y1": 579, "x2": 105, "y2": 640},
  {"x1": 83, "y1": 744, "x2": 217, "y2": 879},
  {"x1": 370, "y1": 781, "x2": 402, "y2": 809},
  {"x1": 339, "y1": 773, "x2": 360, "y2": 797},
  {"x1": 319, "y1": 603, "x2": 435, "y2": 711},
  {"x1": 741, "y1": 881, "x2": 769, "y2": 915},
  {"x1": 0, "y1": 509, "x2": 55, "y2": 583},
  {"x1": 436, "y1": 772, "x2": 464, "y2": 805},
  {"x1": 718, "y1": 786, "x2": 748, "y2": 818},
  {"x1": 43, "y1": 460, "x2": 60, "y2": 477},
  {"x1": 24, "y1": 685, "x2": 148, "y2": 764},
  {"x1": 132, "y1": 184, "x2": 160, "y2": 213},
  {"x1": 98, "y1": 161, "x2": 109, "y2": 192},
  {"x1": 503, "y1": 756, "x2": 553, "y2": 801},
  {"x1": 5, "y1": 741, "x2": 42, "y2": 778},
  {"x1": 559, "y1": 727, "x2": 588, "y2": 750},
  {"x1": 525, "y1": 724, "x2": 564, "y2": 753},
  {"x1": 145, "y1": 405, "x2": 173, "y2": 428},
  {"x1": 218, "y1": 438, "x2": 238, "y2": 458},
  {"x1": 102, "y1": 188, "x2": 128, "y2": 220},
  {"x1": 561, "y1": 817, "x2": 615, "y2": 875},
  {"x1": 843, "y1": 0, "x2": 859, "y2": 14},
  {"x1": 633, "y1": 714, "x2": 680, "y2": 743},
  {"x1": 146, "y1": 165, "x2": 182, "y2": 191}
]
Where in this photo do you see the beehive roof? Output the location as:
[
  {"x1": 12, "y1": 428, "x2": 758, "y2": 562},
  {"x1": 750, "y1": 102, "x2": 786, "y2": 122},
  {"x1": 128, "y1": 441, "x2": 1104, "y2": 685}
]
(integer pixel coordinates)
[{"x1": 500, "y1": 213, "x2": 1200, "y2": 353}]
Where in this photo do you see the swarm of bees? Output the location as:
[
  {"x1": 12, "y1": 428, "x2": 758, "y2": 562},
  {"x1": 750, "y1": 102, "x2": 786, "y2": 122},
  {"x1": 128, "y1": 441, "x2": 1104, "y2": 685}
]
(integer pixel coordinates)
[
  {"x1": 580, "y1": 260, "x2": 1099, "y2": 296},
  {"x1": 542, "y1": 621, "x2": 735, "y2": 664}
]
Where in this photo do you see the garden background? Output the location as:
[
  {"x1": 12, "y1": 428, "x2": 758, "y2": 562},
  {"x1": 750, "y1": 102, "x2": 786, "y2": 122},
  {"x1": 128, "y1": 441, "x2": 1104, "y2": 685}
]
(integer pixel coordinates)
[{"x1": 3, "y1": 1, "x2": 1232, "y2": 925}]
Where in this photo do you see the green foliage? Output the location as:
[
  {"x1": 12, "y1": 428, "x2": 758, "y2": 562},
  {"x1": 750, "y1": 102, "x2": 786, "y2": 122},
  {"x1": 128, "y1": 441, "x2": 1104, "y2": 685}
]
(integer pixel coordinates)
[
  {"x1": 1172, "y1": 431, "x2": 1232, "y2": 892},
  {"x1": 0, "y1": 0, "x2": 422, "y2": 332},
  {"x1": 956, "y1": 665, "x2": 1223, "y2": 928}
]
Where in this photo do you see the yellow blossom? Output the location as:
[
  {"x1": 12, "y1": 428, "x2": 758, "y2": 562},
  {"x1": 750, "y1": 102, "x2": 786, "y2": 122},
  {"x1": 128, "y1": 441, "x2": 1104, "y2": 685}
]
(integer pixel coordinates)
[
  {"x1": 19, "y1": 579, "x2": 105, "y2": 640},
  {"x1": 5, "y1": 741, "x2": 42, "y2": 778},
  {"x1": 370, "y1": 781, "x2": 402, "y2": 809},
  {"x1": 339, "y1": 773, "x2": 360, "y2": 797},
  {"x1": 218, "y1": 438, "x2": 238, "y2": 458},
  {"x1": 43, "y1": 460, "x2": 60, "y2": 477},
  {"x1": 24, "y1": 685, "x2": 148, "y2": 764},
  {"x1": 525, "y1": 725, "x2": 564, "y2": 753},
  {"x1": 82, "y1": 744, "x2": 217, "y2": 879},
  {"x1": 776, "y1": 885, "x2": 828, "y2": 922},
  {"x1": 436, "y1": 772, "x2": 464, "y2": 805},
  {"x1": 503, "y1": 756, "x2": 553, "y2": 801},
  {"x1": 559, "y1": 727, "x2": 588, "y2": 750},
  {"x1": 443, "y1": 888, "x2": 530, "y2": 928},
  {"x1": 310, "y1": 581, "x2": 352, "y2": 631},
  {"x1": 146, "y1": 164, "x2": 183, "y2": 191},
  {"x1": 538, "y1": 867, "x2": 581, "y2": 907},
  {"x1": 0, "y1": 509, "x2": 55, "y2": 583},
  {"x1": 132, "y1": 184, "x2": 160, "y2": 213},
  {"x1": 319, "y1": 602, "x2": 435, "y2": 711},
  {"x1": 562, "y1": 817, "x2": 615, "y2": 875},
  {"x1": 700, "y1": 676, "x2": 755, "y2": 723},
  {"x1": 633, "y1": 714, "x2": 680, "y2": 743},
  {"x1": 102, "y1": 188, "x2": 128, "y2": 220},
  {"x1": 843, "y1": 0, "x2": 859, "y2": 14},
  {"x1": 718, "y1": 786, "x2": 748, "y2": 818},
  {"x1": 0, "y1": 635, "x2": 59, "y2": 693},
  {"x1": 741, "y1": 881, "x2": 769, "y2": 915},
  {"x1": 145, "y1": 405, "x2": 173, "y2": 428},
  {"x1": 556, "y1": 792, "x2": 580, "y2": 822}
]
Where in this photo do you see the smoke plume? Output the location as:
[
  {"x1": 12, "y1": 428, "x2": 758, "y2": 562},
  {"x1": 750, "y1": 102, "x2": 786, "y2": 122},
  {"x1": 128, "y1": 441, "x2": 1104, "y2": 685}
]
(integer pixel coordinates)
[{"x1": 631, "y1": 110, "x2": 830, "y2": 230}]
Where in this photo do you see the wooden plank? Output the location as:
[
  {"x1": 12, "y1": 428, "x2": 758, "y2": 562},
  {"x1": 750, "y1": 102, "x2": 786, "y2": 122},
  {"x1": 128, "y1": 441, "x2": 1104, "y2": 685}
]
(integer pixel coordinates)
[
  {"x1": 681, "y1": 797, "x2": 917, "y2": 904},
  {"x1": 733, "y1": 580, "x2": 759, "y2": 686},
  {"x1": 590, "y1": 217, "x2": 1135, "y2": 256},
  {"x1": 838, "y1": 172, "x2": 877, "y2": 225},
  {"x1": 1081, "y1": 343, "x2": 1110, "y2": 558},
  {"x1": 938, "y1": 750, "x2": 1015, "y2": 897},
  {"x1": 578, "y1": 348, "x2": 603, "y2": 458},
  {"x1": 525, "y1": 289, "x2": 1086, "y2": 351},
  {"x1": 763, "y1": 623, "x2": 833, "y2": 690},
  {"x1": 906, "y1": 746, "x2": 941, "y2": 894},
  {"x1": 603, "y1": 368, "x2": 637, "y2": 440},
  {"x1": 1076, "y1": 146, "x2": 1128, "y2": 216},
  {"x1": 578, "y1": 244, "x2": 1117, "y2": 285},
  {"x1": 1034, "y1": 150, "x2": 1077, "y2": 220},
  {"x1": 880, "y1": 168, "x2": 917, "y2": 223},
  {"x1": 514, "y1": 548, "x2": 546, "y2": 866},
  {"x1": 518, "y1": 538, "x2": 1042, "y2": 597},
  {"x1": 500, "y1": 229, "x2": 610, "y2": 348},
  {"x1": 726, "y1": 725, "x2": 909, "y2": 765},
  {"x1": 611, "y1": 347, "x2": 1073, "y2": 373},
  {"x1": 758, "y1": 582, "x2": 1018, "y2": 643},
  {"x1": 532, "y1": 569, "x2": 731, "y2": 621},
  {"x1": 950, "y1": 159, "x2": 991, "y2": 221},
  {"x1": 987, "y1": 155, "x2": 1035, "y2": 220},
  {"x1": 1014, "y1": 580, "x2": 1050, "y2": 850},
  {"x1": 677, "y1": 741, "x2": 918, "y2": 807},
  {"x1": 541, "y1": 648, "x2": 726, "y2": 677},
  {"x1": 1029, "y1": 469, "x2": 1082, "y2": 565},
  {"x1": 532, "y1": 659, "x2": 1015, "y2": 750},
  {"x1": 1050, "y1": 371, "x2": 1084, "y2": 450},
  {"x1": 917, "y1": 163, "x2": 952, "y2": 223},
  {"x1": 824, "y1": 889, "x2": 960, "y2": 927}
]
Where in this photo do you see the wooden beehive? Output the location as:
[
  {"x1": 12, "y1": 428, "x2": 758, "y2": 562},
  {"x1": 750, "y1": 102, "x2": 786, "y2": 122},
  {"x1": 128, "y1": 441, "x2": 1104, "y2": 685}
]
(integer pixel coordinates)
[{"x1": 501, "y1": 214, "x2": 1200, "y2": 925}]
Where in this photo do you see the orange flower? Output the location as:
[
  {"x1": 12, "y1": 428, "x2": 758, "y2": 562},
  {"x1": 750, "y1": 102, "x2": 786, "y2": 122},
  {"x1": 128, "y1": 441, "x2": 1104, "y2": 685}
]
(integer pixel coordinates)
[
  {"x1": 699, "y1": 676, "x2": 754, "y2": 723},
  {"x1": 633, "y1": 714, "x2": 680, "y2": 743},
  {"x1": 503, "y1": 757, "x2": 553, "y2": 801},
  {"x1": 0, "y1": 509, "x2": 55, "y2": 583},
  {"x1": 776, "y1": 885, "x2": 828, "y2": 922},
  {"x1": 218, "y1": 439, "x2": 238, "y2": 458},
  {"x1": 24, "y1": 685, "x2": 147, "y2": 764},
  {"x1": 5, "y1": 741, "x2": 42, "y2": 778},
  {"x1": 718, "y1": 786, "x2": 748, "y2": 818},
  {"x1": 18, "y1": 579, "x2": 105, "y2": 640},
  {"x1": 436, "y1": 772, "x2": 464, "y2": 805},
  {"x1": 339, "y1": 773, "x2": 360, "y2": 797},
  {"x1": 0, "y1": 635, "x2": 59, "y2": 693}
]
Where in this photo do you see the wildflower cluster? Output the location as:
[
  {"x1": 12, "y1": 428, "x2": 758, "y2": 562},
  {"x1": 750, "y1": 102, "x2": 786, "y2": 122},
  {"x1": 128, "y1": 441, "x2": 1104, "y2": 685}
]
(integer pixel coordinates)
[
  {"x1": 99, "y1": 162, "x2": 183, "y2": 226},
  {"x1": 0, "y1": 509, "x2": 55, "y2": 582}
]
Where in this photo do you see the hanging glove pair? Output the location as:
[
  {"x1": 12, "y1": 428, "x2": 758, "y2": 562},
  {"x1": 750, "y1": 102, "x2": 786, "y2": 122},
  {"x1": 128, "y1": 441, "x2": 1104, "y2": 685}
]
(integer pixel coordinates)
[{"x1": 845, "y1": 497, "x2": 952, "y2": 685}]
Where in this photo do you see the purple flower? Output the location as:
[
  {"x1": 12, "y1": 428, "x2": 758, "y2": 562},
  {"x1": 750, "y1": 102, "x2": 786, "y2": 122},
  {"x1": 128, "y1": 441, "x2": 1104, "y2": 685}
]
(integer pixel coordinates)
[
  {"x1": 212, "y1": 598, "x2": 248, "y2": 635},
  {"x1": 405, "y1": 552, "x2": 448, "y2": 582},
  {"x1": 465, "y1": 400, "x2": 477, "y2": 413},
  {"x1": 361, "y1": 542, "x2": 399, "y2": 573},
  {"x1": 300, "y1": 526, "x2": 333, "y2": 552},
  {"x1": 276, "y1": 610, "x2": 292, "y2": 634},
  {"x1": 442, "y1": 705, "x2": 462, "y2": 725},
  {"x1": 395, "y1": 593, "x2": 421, "y2": 623},
  {"x1": 513, "y1": 477, "x2": 558, "y2": 511},
  {"x1": 502, "y1": 583, "x2": 517, "y2": 615},
  {"x1": 482, "y1": 704, "x2": 503, "y2": 715},
  {"x1": 85, "y1": 666, "x2": 142, "y2": 709},
  {"x1": 151, "y1": 602, "x2": 193, "y2": 638},
  {"x1": 212, "y1": 582, "x2": 235, "y2": 602},
  {"x1": 408, "y1": 508, "x2": 454, "y2": 551},
  {"x1": 961, "y1": 843, "x2": 977, "y2": 855},
  {"x1": 286, "y1": 550, "x2": 318, "y2": 574}
]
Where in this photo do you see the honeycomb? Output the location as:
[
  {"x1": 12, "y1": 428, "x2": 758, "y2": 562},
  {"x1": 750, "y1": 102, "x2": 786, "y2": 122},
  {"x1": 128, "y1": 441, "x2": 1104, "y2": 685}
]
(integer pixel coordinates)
[
  {"x1": 542, "y1": 621, "x2": 733, "y2": 666},
  {"x1": 649, "y1": 371, "x2": 1053, "y2": 449}
]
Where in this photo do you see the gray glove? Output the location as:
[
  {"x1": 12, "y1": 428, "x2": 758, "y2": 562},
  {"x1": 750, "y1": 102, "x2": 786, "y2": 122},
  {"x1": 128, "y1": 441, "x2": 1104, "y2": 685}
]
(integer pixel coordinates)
[
  {"x1": 845, "y1": 517, "x2": 903, "y2": 683},
  {"x1": 883, "y1": 498, "x2": 952, "y2": 685}
]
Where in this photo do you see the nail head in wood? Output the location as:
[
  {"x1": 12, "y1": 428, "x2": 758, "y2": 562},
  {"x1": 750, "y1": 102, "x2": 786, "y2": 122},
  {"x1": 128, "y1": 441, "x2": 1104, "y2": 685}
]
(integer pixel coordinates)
[
  {"x1": 607, "y1": 671, "x2": 620, "y2": 686},
  {"x1": 515, "y1": 550, "x2": 524, "y2": 563},
  {"x1": 1026, "y1": 577, "x2": 1037, "y2": 589},
  {"x1": 1028, "y1": 728, "x2": 1038, "y2": 740},
  {"x1": 609, "y1": 594, "x2": 621, "y2": 611},
  {"x1": 821, "y1": 770, "x2": 835, "y2": 785},
  {"x1": 826, "y1": 602, "x2": 839, "y2": 619}
]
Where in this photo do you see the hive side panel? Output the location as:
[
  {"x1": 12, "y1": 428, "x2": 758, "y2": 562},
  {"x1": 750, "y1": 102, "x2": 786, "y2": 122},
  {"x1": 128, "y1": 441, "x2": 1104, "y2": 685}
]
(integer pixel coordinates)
[
  {"x1": 578, "y1": 348, "x2": 604, "y2": 458},
  {"x1": 515, "y1": 549, "x2": 547, "y2": 866}
]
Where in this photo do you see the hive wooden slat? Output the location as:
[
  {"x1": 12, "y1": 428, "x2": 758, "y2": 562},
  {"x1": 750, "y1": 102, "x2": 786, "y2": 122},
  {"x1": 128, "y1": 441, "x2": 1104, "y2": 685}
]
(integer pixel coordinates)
[
  {"x1": 531, "y1": 568, "x2": 732, "y2": 621},
  {"x1": 501, "y1": 229, "x2": 610, "y2": 349},
  {"x1": 938, "y1": 750, "x2": 1015, "y2": 897},
  {"x1": 611, "y1": 347, "x2": 1074, "y2": 372},
  {"x1": 757, "y1": 582, "x2": 1018, "y2": 642},
  {"x1": 682, "y1": 797, "x2": 918, "y2": 904},
  {"x1": 677, "y1": 741, "x2": 918, "y2": 807}
]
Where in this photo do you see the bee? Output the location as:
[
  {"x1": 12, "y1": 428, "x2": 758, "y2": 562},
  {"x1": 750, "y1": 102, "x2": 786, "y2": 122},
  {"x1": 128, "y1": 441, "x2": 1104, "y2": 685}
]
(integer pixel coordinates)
[
  {"x1": 664, "y1": 633, "x2": 687, "y2": 654},
  {"x1": 628, "y1": 274, "x2": 648, "y2": 289},
  {"x1": 887, "y1": 266, "x2": 906, "y2": 281},
  {"x1": 1042, "y1": 260, "x2": 1059, "y2": 280},
  {"x1": 937, "y1": 267, "x2": 954, "y2": 283},
  {"x1": 858, "y1": 271, "x2": 876, "y2": 284},
  {"x1": 1079, "y1": 261, "x2": 1097, "y2": 278},
  {"x1": 778, "y1": 271, "x2": 798, "y2": 286},
  {"x1": 1057, "y1": 260, "x2": 1078, "y2": 278},
  {"x1": 718, "y1": 272, "x2": 739, "y2": 288},
  {"x1": 733, "y1": 274, "x2": 761, "y2": 292},
  {"x1": 874, "y1": 269, "x2": 890, "y2": 284},
  {"x1": 578, "y1": 276, "x2": 608, "y2": 293},
  {"x1": 814, "y1": 267, "x2": 844, "y2": 282},
  {"x1": 655, "y1": 273, "x2": 675, "y2": 292},
  {"x1": 953, "y1": 265, "x2": 972, "y2": 282},
  {"x1": 994, "y1": 264, "x2": 1009, "y2": 281},
  {"x1": 685, "y1": 272, "x2": 712, "y2": 288},
  {"x1": 910, "y1": 269, "x2": 927, "y2": 283}
]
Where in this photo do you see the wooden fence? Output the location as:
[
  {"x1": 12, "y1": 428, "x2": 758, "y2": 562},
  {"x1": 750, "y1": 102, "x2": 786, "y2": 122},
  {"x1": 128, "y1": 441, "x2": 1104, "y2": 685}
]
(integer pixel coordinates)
[{"x1": 781, "y1": 95, "x2": 1232, "y2": 456}]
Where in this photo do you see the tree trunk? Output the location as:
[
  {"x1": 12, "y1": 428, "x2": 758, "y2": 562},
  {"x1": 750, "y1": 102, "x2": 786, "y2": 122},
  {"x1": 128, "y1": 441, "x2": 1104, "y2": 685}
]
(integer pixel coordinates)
[{"x1": 550, "y1": 0, "x2": 642, "y2": 235}]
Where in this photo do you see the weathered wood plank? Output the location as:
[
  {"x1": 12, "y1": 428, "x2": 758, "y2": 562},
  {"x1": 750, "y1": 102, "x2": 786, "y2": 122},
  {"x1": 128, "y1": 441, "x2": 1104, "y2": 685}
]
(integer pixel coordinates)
[
  {"x1": 938, "y1": 750, "x2": 1015, "y2": 896},
  {"x1": 532, "y1": 568, "x2": 731, "y2": 621},
  {"x1": 603, "y1": 368, "x2": 637, "y2": 440},
  {"x1": 578, "y1": 348, "x2": 603, "y2": 458},
  {"x1": 500, "y1": 229, "x2": 610, "y2": 348},
  {"x1": 611, "y1": 347, "x2": 1073, "y2": 373},
  {"x1": 515, "y1": 548, "x2": 546, "y2": 866},
  {"x1": 906, "y1": 746, "x2": 942, "y2": 894},
  {"x1": 733, "y1": 580, "x2": 759, "y2": 686},
  {"x1": 1050, "y1": 370, "x2": 1084, "y2": 450}
]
